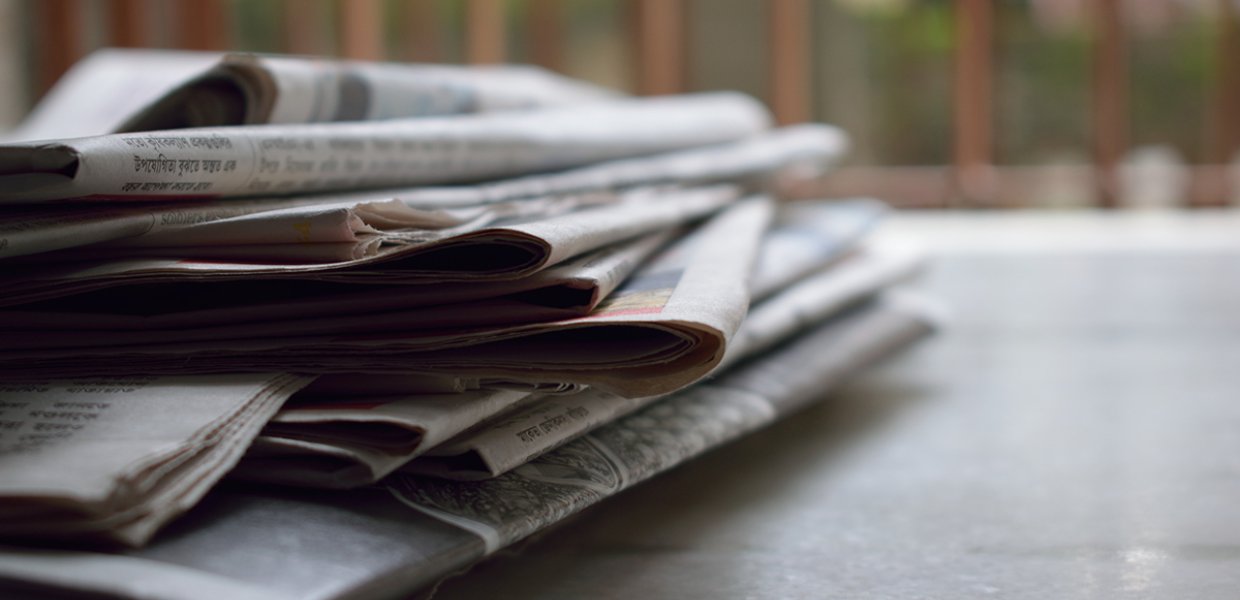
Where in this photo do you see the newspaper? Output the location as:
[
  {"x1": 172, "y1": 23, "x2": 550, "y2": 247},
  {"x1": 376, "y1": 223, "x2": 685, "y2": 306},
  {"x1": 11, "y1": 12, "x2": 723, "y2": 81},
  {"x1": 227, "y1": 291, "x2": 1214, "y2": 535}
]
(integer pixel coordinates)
[
  {"x1": 230, "y1": 204, "x2": 886, "y2": 487},
  {"x1": 0, "y1": 373, "x2": 310, "y2": 547},
  {"x1": 0, "y1": 197, "x2": 774, "y2": 398},
  {"x1": 0, "y1": 294, "x2": 938, "y2": 599},
  {"x1": 403, "y1": 197, "x2": 893, "y2": 479},
  {"x1": 409, "y1": 242, "x2": 925, "y2": 481},
  {"x1": 0, "y1": 192, "x2": 452, "y2": 262},
  {"x1": 8, "y1": 50, "x2": 610, "y2": 143},
  {"x1": 0, "y1": 123, "x2": 844, "y2": 261},
  {"x1": 0, "y1": 231, "x2": 668, "y2": 338},
  {"x1": 14, "y1": 229, "x2": 674, "y2": 342},
  {"x1": 3, "y1": 49, "x2": 222, "y2": 143},
  {"x1": 214, "y1": 235, "x2": 696, "y2": 488},
  {"x1": 120, "y1": 52, "x2": 617, "y2": 132},
  {"x1": 230, "y1": 388, "x2": 536, "y2": 489},
  {"x1": 0, "y1": 92, "x2": 769, "y2": 203},
  {"x1": 0, "y1": 230, "x2": 675, "y2": 354},
  {"x1": 0, "y1": 185, "x2": 734, "y2": 309}
]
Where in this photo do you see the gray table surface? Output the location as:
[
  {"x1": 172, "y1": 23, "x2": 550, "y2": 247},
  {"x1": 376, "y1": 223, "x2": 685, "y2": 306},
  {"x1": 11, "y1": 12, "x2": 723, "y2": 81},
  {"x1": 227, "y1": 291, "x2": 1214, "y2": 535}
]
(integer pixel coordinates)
[{"x1": 432, "y1": 211, "x2": 1240, "y2": 599}]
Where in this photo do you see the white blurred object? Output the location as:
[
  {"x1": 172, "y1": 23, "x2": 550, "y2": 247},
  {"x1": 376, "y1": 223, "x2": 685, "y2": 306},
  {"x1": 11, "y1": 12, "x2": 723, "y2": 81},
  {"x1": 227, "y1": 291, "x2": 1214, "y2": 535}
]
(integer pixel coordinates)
[{"x1": 1120, "y1": 145, "x2": 1189, "y2": 210}]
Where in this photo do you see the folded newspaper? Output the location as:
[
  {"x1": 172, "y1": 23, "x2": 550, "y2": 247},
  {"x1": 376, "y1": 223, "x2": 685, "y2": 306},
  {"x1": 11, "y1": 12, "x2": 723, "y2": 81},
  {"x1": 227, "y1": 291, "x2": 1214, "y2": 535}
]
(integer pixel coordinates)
[
  {"x1": 230, "y1": 199, "x2": 900, "y2": 487},
  {"x1": 118, "y1": 52, "x2": 618, "y2": 132},
  {"x1": 0, "y1": 198, "x2": 774, "y2": 398},
  {"x1": 234, "y1": 387, "x2": 538, "y2": 489},
  {"x1": 0, "y1": 373, "x2": 310, "y2": 547},
  {"x1": 0, "y1": 231, "x2": 674, "y2": 339},
  {"x1": 7, "y1": 49, "x2": 612, "y2": 142},
  {"x1": 0, "y1": 124, "x2": 845, "y2": 261},
  {"x1": 0, "y1": 293, "x2": 938, "y2": 599},
  {"x1": 3, "y1": 49, "x2": 221, "y2": 143},
  {"x1": 0, "y1": 92, "x2": 768, "y2": 202},
  {"x1": 408, "y1": 243, "x2": 923, "y2": 482},
  {"x1": 0, "y1": 184, "x2": 736, "y2": 307}
]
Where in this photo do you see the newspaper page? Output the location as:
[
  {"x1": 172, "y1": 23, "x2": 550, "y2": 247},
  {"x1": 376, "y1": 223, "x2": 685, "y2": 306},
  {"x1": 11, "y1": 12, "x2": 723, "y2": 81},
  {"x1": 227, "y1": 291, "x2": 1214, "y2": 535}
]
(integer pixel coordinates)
[
  {"x1": 226, "y1": 232, "x2": 672, "y2": 489},
  {"x1": 0, "y1": 184, "x2": 733, "y2": 309},
  {"x1": 0, "y1": 185, "x2": 720, "y2": 337},
  {"x1": 0, "y1": 190, "x2": 414, "y2": 261},
  {"x1": 0, "y1": 197, "x2": 773, "y2": 398},
  {"x1": 120, "y1": 52, "x2": 618, "y2": 131},
  {"x1": 0, "y1": 229, "x2": 674, "y2": 338},
  {"x1": 230, "y1": 210, "x2": 902, "y2": 488},
  {"x1": 0, "y1": 293, "x2": 938, "y2": 600},
  {"x1": 0, "y1": 123, "x2": 843, "y2": 261},
  {"x1": 0, "y1": 92, "x2": 769, "y2": 203},
  {"x1": 5, "y1": 47, "x2": 592, "y2": 142},
  {"x1": 408, "y1": 243, "x2": 925, "y2": 481},
  {"x1": 231, "y1": 388, "x2": 535, "y2": 489},
  {"x1": 0, "y1": 373, "x2": 310, "y2": 547},
  {"x1": 17, "y1": 182, "x2": 694, "y2": 267},
  {"x1": 404, "y1": 198, "x2": 893, "y2": 479},
  {"x1": 3, "y1": 49, "x2": 221, "y2": 143},
  {"x1": 393, "y1": 293, "x2": 941, "y2": 552}
]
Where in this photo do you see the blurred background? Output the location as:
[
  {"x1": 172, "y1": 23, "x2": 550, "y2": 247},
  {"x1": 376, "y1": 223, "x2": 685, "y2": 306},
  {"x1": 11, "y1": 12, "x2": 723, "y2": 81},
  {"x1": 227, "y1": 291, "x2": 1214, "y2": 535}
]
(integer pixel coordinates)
[{"x1": 0, "y1": 0, "x2": 1236, "y2": 209}]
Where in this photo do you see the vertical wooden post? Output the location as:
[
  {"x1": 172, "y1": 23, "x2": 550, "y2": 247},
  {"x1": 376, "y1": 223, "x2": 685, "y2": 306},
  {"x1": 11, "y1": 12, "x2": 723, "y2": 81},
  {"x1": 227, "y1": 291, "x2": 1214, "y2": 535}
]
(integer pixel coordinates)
[
  {"x1": 631, "y1": 0, "x2": 684, "y2": 95},
  {"x1": 952, "y1": 0, "x2": 995, "y2": 205},
  {"x1": 400, "y1": 0, "x2": 441, "y2": 62},
  {"x1": 1214, "y1": 0, "x2": 1240, "y2": 164},
  {"x1": 466, "y1": 0, "x2": 506, "y2": 64},
  {"x1": 106, "y1": 0, "x2": 151, "y2": 47},
  {"x1": 35, "y1": 0, "x2": 85, "y2": 93},
  {"x1": 338, "y1": 0, "x2": 385, "y2": 60},
  {"x1": 528, "y1": 0, "x2": 564, "y2": 72},
  {"x1": 769, "y1": 0, "x2": 811, "y2": 125},
  {"x1": 176, "y1": 0, "x2": 229, "y2": 51},
  {"x1": 1200, "y1": 0, "x2": 1240, "y2": 206},
  {"x1": 1091, "y1": 0, "x2": 1127, "y2": 208},
  {"x1": 282, "y1": 0, "x2": 327, "y2": 56}
]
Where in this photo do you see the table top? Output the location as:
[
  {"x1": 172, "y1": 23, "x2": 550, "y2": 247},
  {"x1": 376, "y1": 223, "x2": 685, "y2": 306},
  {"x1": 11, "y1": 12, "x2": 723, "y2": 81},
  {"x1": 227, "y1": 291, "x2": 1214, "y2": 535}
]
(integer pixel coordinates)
[{"x1": 433, "y1": 211, "x2": 1240, "y2": 599}]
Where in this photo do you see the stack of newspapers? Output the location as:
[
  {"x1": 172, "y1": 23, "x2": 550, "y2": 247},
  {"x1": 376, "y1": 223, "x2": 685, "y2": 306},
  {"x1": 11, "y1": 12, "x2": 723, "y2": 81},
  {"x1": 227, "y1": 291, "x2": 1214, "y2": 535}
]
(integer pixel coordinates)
[{"x1": 0, "y1": 50, "x2": 939, "y2": 598}]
